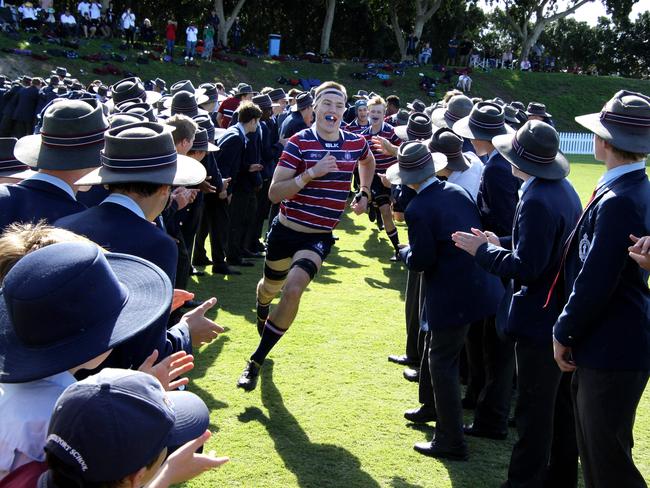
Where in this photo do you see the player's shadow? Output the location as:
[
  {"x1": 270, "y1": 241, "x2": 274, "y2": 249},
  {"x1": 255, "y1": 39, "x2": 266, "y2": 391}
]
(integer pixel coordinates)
[
  {"x1": 189, "y1": 334, "x2": 230, "y2": 431},
  {"x1": 238, "y1": 361, "x2": 381, "y2": 488},
  {"x1": 339, "y1": 208, "x2": 366, "y2": 235}
]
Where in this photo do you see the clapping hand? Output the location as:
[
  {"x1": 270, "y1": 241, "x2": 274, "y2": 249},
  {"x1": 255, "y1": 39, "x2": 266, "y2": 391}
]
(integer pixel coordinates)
[{"x1": 138, "y1": 350, "x2": 195, "y2": 391}]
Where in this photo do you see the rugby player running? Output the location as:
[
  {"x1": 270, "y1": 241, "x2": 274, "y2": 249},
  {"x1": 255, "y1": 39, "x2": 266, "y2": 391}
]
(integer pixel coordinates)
[{"x1": 237, "y1": 81, "x2": 376, "y2": 391}]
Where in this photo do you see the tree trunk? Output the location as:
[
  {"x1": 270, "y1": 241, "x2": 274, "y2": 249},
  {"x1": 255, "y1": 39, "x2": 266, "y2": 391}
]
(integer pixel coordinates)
[
  {"x1": 391, "y1": 0, "x2": 442, "y2": 60},
  {"x1": 520, "y1": 20, "x2": 547, "y2": 61},
  {"x1": 389, "y1": 5, "x2": 407, "y2": 60},
  {"x1": 214, "y1": 0, "x2": 247, "y2": 48},
  {"x1": 320, "y1": 0, "x2": 336, "y2": 55}
]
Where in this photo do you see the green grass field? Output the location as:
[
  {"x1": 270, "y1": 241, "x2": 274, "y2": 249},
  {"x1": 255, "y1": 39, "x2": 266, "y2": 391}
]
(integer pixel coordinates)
[{"x1": 183, "y1": 157, "x2": 650, "y2": 488}]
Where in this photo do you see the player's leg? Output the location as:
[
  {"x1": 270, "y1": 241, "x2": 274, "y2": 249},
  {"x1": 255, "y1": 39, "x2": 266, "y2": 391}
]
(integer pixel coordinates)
[
  {"x1": 266, "y1": 249, "x2": 322, "y2": 331},
  {"x1": 256, "y1": 257, "x2": 291, "y2": 335},
  {"x1": 238, "y1": 249, "x2": 323, "y2": 391}
]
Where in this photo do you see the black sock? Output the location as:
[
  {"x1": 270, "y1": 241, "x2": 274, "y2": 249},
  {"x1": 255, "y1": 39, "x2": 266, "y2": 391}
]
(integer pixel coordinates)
[
  {"x1": 256, "y1": 300, "x2": 271, "y2": 331},
  {"x1": 387, "y1": 228, "x2": 400, "y2": 252},
  {"x1": 251, "y1": 319, "x2": 286, "y2": 365}
]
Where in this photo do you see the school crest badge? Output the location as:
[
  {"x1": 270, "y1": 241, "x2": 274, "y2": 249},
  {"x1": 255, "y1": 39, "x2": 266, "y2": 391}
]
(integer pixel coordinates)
[
  {"x1": 344, "y1": 151, "x2": 352, "y2": 161},
  {"x1": 578, "y1": 233, "x2": 591, "y2": 262}
]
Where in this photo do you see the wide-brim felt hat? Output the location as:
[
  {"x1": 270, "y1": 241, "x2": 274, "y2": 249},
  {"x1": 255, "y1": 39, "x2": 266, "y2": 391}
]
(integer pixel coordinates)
[
  {"x1": 163, "y1": 91, "x2": 209, "y2": 109},
  {"x1": 0, "y1": 137, "x2": 36, "y2": 179},
  {"x1": 191, "y1": 128, "x2": 219, "y2": 152},
  {"x1": 118, "y1": 102, "x2": 157, "y2": 122},
  {"x1": 77, "y1": 122, "x2": 207, "y2": 186},
  {"x1": 575, "y1": 89, "x2": 650, "y2": 153},
  {"x1": 267, "y1": 88, "x2": 287, "y2": 102},
  {"x1": 394, "y1": 113, "x2": 433, "y2": 141},
  {"x1": 386, "y1": 140, "x2": 447, "y2": 185},
  {"x1": 452, "y1": 102, "x2": 515, "y2": 141},
  {"x1": 252, "y1": 94, "x2": 273, "y2": 110},
  {"x1": 14, "y1": 99, "x2": 108, "y2": 170},
  {"x1": 170, "y1": 80, "x2": 195, "y2": 95},
  {"x1": 427, "y1": 128, "x2": 470, "y2": 172},
  {"x1": 431, "y1": 94, "x2": 473, "y2": 129},
  {"x1": 109, "y1": 113, "x2": 147, "y2": 128},
  {"x1": 407, "y1": 99, "x2": 426, "y2": 113},
  {"x1": 525, "y1": 102, "x2": 552, "y2": 118},
  {"x1": 197, "y1": 83, "x2": 218, "y2": 103},
  {"x1": 0, "y1": 242, "x2": 172, "y2": 383},
  {"x1": 291, "y1": 92, "x2": 313, "y2": 112},
  {"x1": 493, "y1": 120, "x2": 569, "y2": 180},
  {"x1": 51, "y1": 67, "x2": 71, "y2": 78},
  {"x1": 233, "y1": 83, "x2": 256, "y2": 97},
  {"x1": 107, "y1": 77, "x2": 162, "y2": 108}
]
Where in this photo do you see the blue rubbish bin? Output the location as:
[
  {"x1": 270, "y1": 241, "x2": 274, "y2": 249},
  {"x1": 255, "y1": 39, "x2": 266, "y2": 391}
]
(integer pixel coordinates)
[{"x1": 269, "y1": 34, "x2": 281, "y2": 56}]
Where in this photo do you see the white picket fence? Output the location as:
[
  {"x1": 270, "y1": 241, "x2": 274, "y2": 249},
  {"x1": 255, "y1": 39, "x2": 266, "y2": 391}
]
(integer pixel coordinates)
[{"x1": 559, "y1": 132, "x2": 593, "y2": 155}]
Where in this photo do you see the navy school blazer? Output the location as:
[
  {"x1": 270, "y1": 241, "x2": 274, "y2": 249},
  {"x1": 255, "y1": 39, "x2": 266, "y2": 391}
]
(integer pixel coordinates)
[
  {"x1": 553, "y1": 169, "x2": 650, "y2": 370},
  {"x1": 401, "y1": 179, "x2": 504, "y2": 329},
  {"x1": 476, "y1": 151, "x2": 520, "y2": 236},
  {"x1": 0, "y1": 179, "x2": 86, "y2": 230},
  {"x1": 475, "y1": 178, "x2": 582, "y2": 345}
]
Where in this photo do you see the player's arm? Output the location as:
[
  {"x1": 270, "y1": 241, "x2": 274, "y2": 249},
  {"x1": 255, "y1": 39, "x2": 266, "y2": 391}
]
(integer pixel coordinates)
[
  {"x1": 357, "y1": 151, "x2": 375, "y2": 197},
  {"x1": 268, "y1": 152, "x2": 338, "y2": 204},
  {"x1": 351, "y1": 151, "x2": 375, "y2": 215}
]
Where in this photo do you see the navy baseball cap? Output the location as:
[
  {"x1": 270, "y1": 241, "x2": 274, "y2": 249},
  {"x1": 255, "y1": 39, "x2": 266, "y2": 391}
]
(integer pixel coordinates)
[{"x1": 40, "y1": 369, "x2": 209, "y2": 484}]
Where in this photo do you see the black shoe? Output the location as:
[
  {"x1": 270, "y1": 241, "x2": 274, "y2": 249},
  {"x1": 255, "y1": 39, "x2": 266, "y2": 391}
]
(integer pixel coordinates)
[
  {"x1": 389, "y1": 252, "x2": 401, "y2": 262},
  {"x1": 228, "y1": 259, "x2": 255, "y2": 267},
  {"x1": 404, "y1": 405, "x2": 437, "y2": 423},
  {"x1": 403, "y1": 367, "x2": 419, "y2": 383},
  {"x1": 332, "y1": 233, "x2": 339, "y2": 241},
  {"x1": 237, "y1": 360, "x2": 261, "y2": 391},
  {"x1": 192, "y1": 257, "x2": 212, "y2": 266},
  {"x1": 463, "y1": 423, "x2": 508, "y2": 440},
  {"x1": 190, "y1": 266, "x2": 205, "y2": 276},
  {"x1": 388, "y1": 354, "x2": 418, "y2": 367},
  {"x1": 413, "y1": 440, "x2": 468, "y2": 461},
  {"x1": 181, "y1": 299, "x2": 203, "y2": 308},
  {"x1": 212, "y1": 263, "x2": 242, "y2": 275},
  {"x1": 242, "y1": 249, "x2": 265, "y2": 259}
]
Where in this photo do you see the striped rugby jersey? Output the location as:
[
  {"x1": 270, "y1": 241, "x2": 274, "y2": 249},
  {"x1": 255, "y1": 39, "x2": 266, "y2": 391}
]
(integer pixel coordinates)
[
  {"x1": 345, "y1": 119, "x2": 370, "y2": 134},
  {"x1": 278, "y1": 128, "x2": 370, "y2": 231},
  {"x1": 216, "y1": 96, "x2": 240, "y2": 128},
  {"x1": 359, "y1": 122, "x2": 402, "y2": 172}
]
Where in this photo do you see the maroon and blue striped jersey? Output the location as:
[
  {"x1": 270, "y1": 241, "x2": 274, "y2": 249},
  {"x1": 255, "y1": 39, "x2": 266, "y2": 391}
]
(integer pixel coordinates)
[
  {"x1": 360, "y1": 122, "x2": 402, "y2": 172},
  {"x1": 278, "y1": 128, "x2": 370, "y2": 231}
]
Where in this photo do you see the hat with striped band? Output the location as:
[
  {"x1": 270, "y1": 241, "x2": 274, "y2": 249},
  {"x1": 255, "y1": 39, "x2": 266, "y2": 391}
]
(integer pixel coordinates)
[
  {"x1": 575, "y1": 90, "x2": 650, "y2": 154},
  {"x1": 14, "y1": 99, "x2": 108, "y2": 170},
  {"x1": 431, "y1": 95, "x2": 473, "y2": 129},
  {"x1": 452, "y1": 102, "x2": 515, "y2": 141},
  {"x1": 117, "y1": 101, "x2": 157, "y2": 122},
  {"x1": 267, "y1": 88, "x2": 288, "y2": 102},
  {"x1": 190, "y1": 128, "x2": 218, "y2": 153},
  {"x1": 76, "y1": 122, "x2": 206, "y2": 186},
  {"x1": 161, "y1": 91, "x2": 209, "y2": 117},
  {"x1": 394, "y1": 113, "x2": 434, "y2": 141},
  {"x1": 108, "y1": 77, "x2": 162, "y2": 107},
  {"x1": 492, "y1": 120, "x2": 569, "y2": 180},
  {"x1": 0, "y1": 138, "x2": 35, "y2": 180},
  {"x1": 427, "y1": 128, "x2": 470, "y2": 172},
  {"x1": 385, "y1": 140, "x2": 447, "y2": 185}
]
